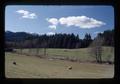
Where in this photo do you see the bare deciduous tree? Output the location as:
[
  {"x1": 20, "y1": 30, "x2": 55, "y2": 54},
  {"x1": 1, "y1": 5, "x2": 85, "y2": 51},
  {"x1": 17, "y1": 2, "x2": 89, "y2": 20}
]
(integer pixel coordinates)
[
  {"x1": 20, "y1": 41, "x2": 23, "y2": 54},
  {"x1": 41, "y1": 41, "x2": 48, "y2": 56},
  {"x1": 89, "y1": 36, "x2": 104, "y2": 63},
  {"x1": 33, "y1": 39, "x2": 39, "y2": 56}
]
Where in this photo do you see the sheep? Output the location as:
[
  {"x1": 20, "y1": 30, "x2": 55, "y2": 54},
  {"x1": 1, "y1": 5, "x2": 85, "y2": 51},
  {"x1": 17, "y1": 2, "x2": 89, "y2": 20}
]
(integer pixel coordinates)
[
  {"x1": 68, "y1": 66, "x2": 72, "y2": 70},
  {"x1": 13, "y1": 61, "x2": 16, "y2": 65}
]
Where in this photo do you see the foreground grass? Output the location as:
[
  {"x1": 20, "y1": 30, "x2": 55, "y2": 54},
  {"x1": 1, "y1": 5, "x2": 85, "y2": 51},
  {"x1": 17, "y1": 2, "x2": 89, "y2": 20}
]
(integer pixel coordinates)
[{"x1": 5, "y1": 52, "x2": 114, "y2": 78}]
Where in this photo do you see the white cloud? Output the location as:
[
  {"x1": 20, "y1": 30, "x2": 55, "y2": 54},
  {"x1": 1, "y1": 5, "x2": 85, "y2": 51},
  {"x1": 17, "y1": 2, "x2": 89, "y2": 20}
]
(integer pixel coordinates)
[
  {"x1": 59, "y1": 16, "x2": 106, "y2": 28},
  {"x1": 47, "y1": 16, "x2": 106, "y2": 29},
  {"x1": 46, "y1": 18, "x2": 58, "y2": 25},
  {"x1": 46, "y1": 18, "x2": 58, "y2": 30},
  {"x1": 47, "y1": 32, "x2": 55, "y2": 35},
  {"x1": 16, "y1": 10, "x2": 37, "y2": 19},
  {"x1": 48, "y1": 25, "x2": 56, "y2": 30}
]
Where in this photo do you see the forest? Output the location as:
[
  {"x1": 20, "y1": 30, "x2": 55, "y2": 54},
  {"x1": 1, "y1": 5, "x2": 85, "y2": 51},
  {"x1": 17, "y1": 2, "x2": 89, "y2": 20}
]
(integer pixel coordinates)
[{"x1": 5, "y1": 29, "x2": 114, "y2": 49}]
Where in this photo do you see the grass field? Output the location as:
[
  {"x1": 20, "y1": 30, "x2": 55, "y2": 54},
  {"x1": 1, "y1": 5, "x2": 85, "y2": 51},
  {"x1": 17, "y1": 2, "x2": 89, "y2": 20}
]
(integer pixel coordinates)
[
  {"x1": 5, "y1": 47, "x2": 114, "y2": 78},
  {"x1": 15, "y1": 47, "x2": 114, "y2": 62}
]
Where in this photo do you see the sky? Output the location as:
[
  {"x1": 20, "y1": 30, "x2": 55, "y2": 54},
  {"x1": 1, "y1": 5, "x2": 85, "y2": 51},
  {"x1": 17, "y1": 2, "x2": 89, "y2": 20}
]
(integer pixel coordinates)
[{"x1": 5, "y1": 5, "x2": 114, "y2": 39}]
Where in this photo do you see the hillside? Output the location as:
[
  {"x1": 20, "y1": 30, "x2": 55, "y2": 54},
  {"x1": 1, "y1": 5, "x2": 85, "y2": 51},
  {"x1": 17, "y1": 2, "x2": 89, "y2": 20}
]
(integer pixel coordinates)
[{"x1": 5, "y1": 31, "x2": 36, "y2": 42}]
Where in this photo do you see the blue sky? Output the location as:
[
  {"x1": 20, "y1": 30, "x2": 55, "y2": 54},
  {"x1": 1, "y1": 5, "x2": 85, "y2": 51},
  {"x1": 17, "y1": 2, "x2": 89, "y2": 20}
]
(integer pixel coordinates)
[{"x1": 5, "y1": 5, "x2": 114, "y2": 39}]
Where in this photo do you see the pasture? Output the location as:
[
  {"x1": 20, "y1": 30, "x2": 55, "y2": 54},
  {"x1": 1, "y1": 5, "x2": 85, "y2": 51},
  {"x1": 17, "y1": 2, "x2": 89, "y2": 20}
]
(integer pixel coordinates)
[
  {"x1": 14, "y1": 47, "x2": 114, "y2": 62},
  {"x1": 5, "y1": 47, "x2": 114, "y2": 78}
]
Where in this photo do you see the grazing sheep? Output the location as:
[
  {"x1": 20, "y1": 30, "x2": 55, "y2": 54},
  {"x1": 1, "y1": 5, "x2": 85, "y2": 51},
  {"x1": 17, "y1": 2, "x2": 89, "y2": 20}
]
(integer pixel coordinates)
[
  {"x1": 68, "y1": 66, "x2": 72, "y2": 70},
  {"x1": 13, "y1": 62, "x2": 16, "y2": 65}
]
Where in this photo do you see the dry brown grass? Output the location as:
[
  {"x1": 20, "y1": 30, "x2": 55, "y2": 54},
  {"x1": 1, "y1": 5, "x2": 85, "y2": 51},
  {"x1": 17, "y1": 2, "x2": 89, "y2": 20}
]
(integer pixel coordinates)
[{"x1": 5, "y1": 52, "x2": 114, "y2": 78}]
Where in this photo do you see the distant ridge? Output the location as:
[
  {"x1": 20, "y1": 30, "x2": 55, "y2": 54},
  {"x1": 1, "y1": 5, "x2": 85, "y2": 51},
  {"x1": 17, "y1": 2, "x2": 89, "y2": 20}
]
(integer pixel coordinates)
[{"x1": 5, "y1": 31, "x2": 37, "y2": 42}]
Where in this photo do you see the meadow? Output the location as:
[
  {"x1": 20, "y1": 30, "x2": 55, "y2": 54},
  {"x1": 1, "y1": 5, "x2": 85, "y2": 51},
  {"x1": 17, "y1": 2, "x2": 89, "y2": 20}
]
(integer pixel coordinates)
[
  {"x1": 5, "y1": 47, "x2": 114, "y2": 78},
  {"x1": 14, "y1": 47, "x2": 114, "y2": 62}
]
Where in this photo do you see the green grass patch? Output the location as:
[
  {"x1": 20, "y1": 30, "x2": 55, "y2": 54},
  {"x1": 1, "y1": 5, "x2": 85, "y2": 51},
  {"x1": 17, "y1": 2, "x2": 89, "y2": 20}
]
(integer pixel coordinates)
[{"x1": 14, "y1": 47, "x2": 114, "y2": 62}]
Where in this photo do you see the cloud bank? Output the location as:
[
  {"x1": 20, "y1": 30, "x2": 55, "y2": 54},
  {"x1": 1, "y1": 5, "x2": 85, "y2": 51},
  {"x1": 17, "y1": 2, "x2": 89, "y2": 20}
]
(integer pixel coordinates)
[
  {"x1": 16, "y1": 10, "x2": 37, "y2": 19},
  {"x1": 47, "y1": 16, "x2": 106, "y2": 29}
]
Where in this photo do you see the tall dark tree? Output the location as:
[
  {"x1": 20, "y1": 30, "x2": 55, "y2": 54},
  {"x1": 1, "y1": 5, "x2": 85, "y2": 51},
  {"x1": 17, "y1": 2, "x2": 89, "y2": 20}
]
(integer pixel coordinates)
[{"x1": 83, "y1": 33, "x2": 92, "y2": 48}]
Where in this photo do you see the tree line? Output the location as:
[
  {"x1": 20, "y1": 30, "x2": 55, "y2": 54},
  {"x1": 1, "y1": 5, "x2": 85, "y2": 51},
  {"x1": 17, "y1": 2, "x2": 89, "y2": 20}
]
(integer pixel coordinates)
[
  {"x1": 5, "y1": 33, "x2": 92, "y2": 49},
  {"x1": 5, "y1": 29, "x2": 114, "y2": 49}
]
